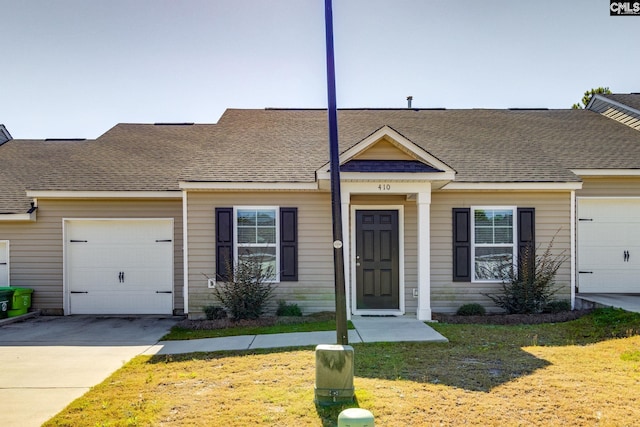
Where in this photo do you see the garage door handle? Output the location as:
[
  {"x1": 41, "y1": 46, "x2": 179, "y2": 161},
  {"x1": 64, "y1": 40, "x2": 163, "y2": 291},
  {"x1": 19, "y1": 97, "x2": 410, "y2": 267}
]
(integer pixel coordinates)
[
  {"x1": 119, "y1": 272, "x2": 125, "y2": 283},
  {"x1": 156, "y1": 291, "x2": 172, "y2": 294},
  {"x1": 71, "y1": 291, "x2": 88, "y2": 294},
  {"x1": 624, "y1": 251, "x2": 630, "y2": 262}
]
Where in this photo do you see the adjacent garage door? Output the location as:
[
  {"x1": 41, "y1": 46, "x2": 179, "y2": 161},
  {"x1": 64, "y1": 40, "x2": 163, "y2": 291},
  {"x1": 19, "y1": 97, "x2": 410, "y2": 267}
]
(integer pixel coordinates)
[
  {"x1": 0, "y1": 241, "x2": 8, "y2": 287},
  {"x1": 65, "y1": 219, "x2": 174, "y2": 315},
  {"x1": 578, "y1": 199, "x2": 640, "y2": 293}
]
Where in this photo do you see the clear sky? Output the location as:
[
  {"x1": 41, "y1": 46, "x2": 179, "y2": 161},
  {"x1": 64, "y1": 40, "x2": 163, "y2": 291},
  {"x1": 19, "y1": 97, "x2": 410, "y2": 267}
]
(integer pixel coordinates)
[{"x1": 1, "y1": 0, "x2": 639, "y2": 139}]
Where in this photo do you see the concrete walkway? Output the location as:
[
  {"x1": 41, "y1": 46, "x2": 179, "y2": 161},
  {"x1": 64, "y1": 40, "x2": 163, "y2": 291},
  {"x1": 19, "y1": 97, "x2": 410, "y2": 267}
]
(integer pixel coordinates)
[
  {"x1": 0, "y1": 314, "x2": 446, "y2": 426},
  {"x1": 148, "y1": 315, "x2": 447, "y2": 355}
]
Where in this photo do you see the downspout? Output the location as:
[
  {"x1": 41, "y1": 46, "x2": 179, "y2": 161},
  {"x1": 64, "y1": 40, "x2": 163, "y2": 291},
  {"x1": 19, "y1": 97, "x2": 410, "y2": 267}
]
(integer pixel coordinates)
[
  {"x1": 182, "y1": 190, "x2": 189, "y2": 316},
  {"x1": 570, "y1": 190, "x2": 576, "y2": 309}
]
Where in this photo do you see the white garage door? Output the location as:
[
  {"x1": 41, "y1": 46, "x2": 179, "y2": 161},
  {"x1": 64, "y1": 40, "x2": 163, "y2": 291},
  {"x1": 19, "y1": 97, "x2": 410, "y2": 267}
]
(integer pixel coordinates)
[
  {"x1": 0, "y1": 241, "x2": 8, "y2": 287},
  {"x1": 578, "y1": 199, "x2": 640, "y2": 293},
  {"x1": 65, "y1": 219, "x2": 174, "y2": 315}
]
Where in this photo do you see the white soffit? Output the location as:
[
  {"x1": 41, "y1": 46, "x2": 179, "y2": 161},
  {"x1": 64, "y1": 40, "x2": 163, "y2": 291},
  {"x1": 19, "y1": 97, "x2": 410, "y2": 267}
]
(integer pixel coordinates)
[
  {"x1": 441, "y1": 182, "x2": 583, "y2": 191},
  {"x1": 26, "y1": 191, "x2": 182, "y2": 199},
  {"x1": 179, "y1": 181, "x2": 319, "y2": 191},
  {"x1": 571, "y1": 169, "x2": 640, "y2": 177}
]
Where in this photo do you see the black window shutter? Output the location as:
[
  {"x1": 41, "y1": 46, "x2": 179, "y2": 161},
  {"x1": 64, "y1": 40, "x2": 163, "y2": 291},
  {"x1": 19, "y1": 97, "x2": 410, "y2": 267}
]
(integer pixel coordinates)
[
  {"x1": 453, "y1": 208, "x2": 471, "y2": 282},
  {"x1": 517, "y1": 207, "x2": 536, "y2": 278},
  {"x1": 215, "y1": 207, "x2": 234, "y2": 281},
  {"x1": 280, "y1": 207, "x2": 298, "y2": 281}
]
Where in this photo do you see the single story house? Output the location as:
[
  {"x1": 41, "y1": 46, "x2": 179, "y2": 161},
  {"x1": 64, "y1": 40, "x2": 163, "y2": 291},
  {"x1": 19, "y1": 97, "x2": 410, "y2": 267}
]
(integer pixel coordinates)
[{"x1": 1, "y1": 93, "x2": 639, "y2": 320}]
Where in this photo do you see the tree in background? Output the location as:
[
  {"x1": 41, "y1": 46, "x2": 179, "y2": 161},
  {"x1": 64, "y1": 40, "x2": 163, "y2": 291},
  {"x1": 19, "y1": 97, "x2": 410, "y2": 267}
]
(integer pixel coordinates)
[{"x1": 572, "y1": 87, "x2": 611, "y2": 109}]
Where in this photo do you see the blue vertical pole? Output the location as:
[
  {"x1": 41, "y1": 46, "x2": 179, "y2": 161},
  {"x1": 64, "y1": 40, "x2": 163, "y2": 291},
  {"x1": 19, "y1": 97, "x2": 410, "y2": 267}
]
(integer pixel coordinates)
[{"x1": 324, "y1": 0, "x2": 348, "y2": 345}]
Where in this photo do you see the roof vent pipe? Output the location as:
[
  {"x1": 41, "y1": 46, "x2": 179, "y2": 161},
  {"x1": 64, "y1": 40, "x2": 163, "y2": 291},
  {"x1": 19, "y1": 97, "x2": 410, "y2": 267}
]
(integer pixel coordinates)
[{"x1": 407, "y1": 96, "x2": 413, "y2": 109}]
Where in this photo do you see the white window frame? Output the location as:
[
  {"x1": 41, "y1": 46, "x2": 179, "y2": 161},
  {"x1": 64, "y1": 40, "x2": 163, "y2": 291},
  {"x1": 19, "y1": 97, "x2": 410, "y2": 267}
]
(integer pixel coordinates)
[
  {"x1": 233, "y1": 206, "x2": 280, "y2": 283},
  {"x1": 471, "y1": 206, "x2": 517, "y2": 283},
  {"x1": 0, "y1": 240, "x2": 9, "y2": 287}
]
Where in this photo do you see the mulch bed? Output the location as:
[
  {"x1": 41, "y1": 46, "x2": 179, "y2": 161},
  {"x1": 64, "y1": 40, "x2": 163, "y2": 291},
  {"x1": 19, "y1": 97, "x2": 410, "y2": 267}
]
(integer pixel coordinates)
[
  {"x1": 432, "y1": 309, "x2": 593, "y2": 325},
  {"x1": 175, "y1": 310, "x2": 594, "y2": 330},
  {"x1": 174, "y1": 311, "x2": 336, "y2": 331}
]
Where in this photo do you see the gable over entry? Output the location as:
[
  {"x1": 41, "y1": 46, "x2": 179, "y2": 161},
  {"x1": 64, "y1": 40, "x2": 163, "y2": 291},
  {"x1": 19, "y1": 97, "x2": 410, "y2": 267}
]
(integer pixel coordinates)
[{"x1": 316, "y1": 126, "x2": 456, "y2": 321}]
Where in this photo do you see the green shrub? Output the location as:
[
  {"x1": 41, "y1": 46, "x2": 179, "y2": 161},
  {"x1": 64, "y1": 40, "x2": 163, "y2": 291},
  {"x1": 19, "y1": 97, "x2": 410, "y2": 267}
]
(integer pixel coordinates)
[
  {"x1": 211, "y1": 255, "x2": 276, "y2": 320},
  {"x1": 483, "y1": 234, "x2": 567, "y2": 314},
  {"x1": 203, "y1": 305, "x2": 227, "y2": 320},
  {"x1": 543, "y1": 300, "x2": 571, "y2": 313},
  {"x1": 276, "y1": 300, "x2": 302, "y2": 317},
  {"x1": 456, "y1": 303, "x2": 486, "y2": 316}
]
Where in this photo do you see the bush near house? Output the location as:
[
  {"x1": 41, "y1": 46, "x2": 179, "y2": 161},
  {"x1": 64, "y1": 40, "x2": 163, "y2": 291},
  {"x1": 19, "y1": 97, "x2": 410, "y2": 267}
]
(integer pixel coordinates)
[
  {"x1": 211, "y1": 256, "x2": 276, "y2": 320},
  {"x1": 276, "y1": 300, "x2": 303, "y2": 317},
  {"x1": 484, "y1": 237, "x2": 566, "y2": 314}
]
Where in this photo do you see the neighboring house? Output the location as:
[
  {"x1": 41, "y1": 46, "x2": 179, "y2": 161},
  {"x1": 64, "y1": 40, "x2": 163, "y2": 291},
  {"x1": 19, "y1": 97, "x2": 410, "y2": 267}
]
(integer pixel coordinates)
[
  {"x1": 0, "y1": 125, "x2": 11, "y2": 145},
  {"x1": 1, "y1": 94, "x2": 640, "y2": 320}
]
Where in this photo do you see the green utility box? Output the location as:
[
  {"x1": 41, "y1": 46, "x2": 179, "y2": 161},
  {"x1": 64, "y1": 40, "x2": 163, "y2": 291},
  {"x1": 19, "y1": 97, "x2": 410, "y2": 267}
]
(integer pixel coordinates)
[
  {"x1": 0, "y1": 289, "x2": 12, "y2": 319},
  {"x1": 0, "y1": 287, "x2": 33, "y2": 317},
  {"x1": 314, "y1": 344, "x2": 355, "y2": 406}
]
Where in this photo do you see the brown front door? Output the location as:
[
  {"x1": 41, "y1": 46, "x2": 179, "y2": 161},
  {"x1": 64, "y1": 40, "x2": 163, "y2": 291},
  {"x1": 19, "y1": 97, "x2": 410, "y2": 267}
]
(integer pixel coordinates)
[{"x1": 355, "y1": 210, "x2": 400, "y2": 310}]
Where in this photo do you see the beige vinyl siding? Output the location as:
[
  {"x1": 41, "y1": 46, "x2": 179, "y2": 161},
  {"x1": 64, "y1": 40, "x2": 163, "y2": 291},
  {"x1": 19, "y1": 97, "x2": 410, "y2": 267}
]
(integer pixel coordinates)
[
  {"x1": 577, "y1": 177, "x2": 640, "y2": 197},
  {"x1": 0, "y1": 199, "x2": 183, "y2": 314},
  {"x1": 353, "y1": 138, "x2": 415, "y2": 161},
  {"x1": 186, "y1": 191, "x2": 335, "y2": 316},
  {"x1": 430, "y1": 191, "x2": 572, "y2": 314}
]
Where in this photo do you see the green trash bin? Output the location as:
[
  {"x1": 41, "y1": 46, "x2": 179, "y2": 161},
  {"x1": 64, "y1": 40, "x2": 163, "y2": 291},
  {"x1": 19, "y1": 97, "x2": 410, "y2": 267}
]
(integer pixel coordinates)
[
  {"x1": 7, "y1": 288, "x2": 33, "y2": 317},
  {"x1": 0, "y1": 289, "x2": 13, "y2": 319},
  {"x1": 0, "y1": 287, "x2": 33, "y2": 317}
]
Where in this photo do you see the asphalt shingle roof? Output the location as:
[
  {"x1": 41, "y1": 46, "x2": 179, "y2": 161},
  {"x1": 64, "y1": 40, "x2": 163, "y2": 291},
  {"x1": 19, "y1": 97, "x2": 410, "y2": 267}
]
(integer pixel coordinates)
[
  {"x1": 603, "y1": 93, "x2": 640, "y2": 111},
  {"x1": 2, "y1": 106, "x2": 640, "y2": 214}
]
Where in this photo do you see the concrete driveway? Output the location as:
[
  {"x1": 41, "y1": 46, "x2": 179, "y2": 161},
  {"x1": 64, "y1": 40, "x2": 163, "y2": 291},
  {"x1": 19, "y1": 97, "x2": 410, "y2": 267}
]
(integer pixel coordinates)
[{"x1": 0, "y1": 315, "x2": 178, "y2": 427}]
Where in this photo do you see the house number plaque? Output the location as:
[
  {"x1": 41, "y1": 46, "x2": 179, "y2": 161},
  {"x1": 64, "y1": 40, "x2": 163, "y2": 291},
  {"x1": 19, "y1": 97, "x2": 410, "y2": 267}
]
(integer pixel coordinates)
[{"x1": 378, "y1": 184, "x2": 391, "y2": 191}]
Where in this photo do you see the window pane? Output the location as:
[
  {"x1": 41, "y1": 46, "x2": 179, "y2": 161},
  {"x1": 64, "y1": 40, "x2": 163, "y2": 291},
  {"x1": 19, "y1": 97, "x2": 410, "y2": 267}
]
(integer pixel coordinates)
[
  {"x1": 237, "y1": 210, "x2": 256, "y2": 227},
  {"x1": 493, "y1": 210, "x2": 513, "y2": 226},
  {"x1": 494, "y1": 227, "x2": 513, "y2": 244},
  {"x1": 256, "y1": 210, "x2": 276, "y2": 226},
  {"x1": 238, "y1": 247, "x2": 276, "y2": 277},
  {"x1": 474, "y1": 247, "x2": 513, "y2": 280},
  {"x1": 237, "y1": 227, "x2": 256, "y2": 244},
  {"x1": 474, "y1": 210, "x2": 491, "y2": 226},
  {"x1": 475, "y1": 228, "x2": 494, "y2": 244},
  {"x1": 257, "y1": 227, "x2": 276, "y2": 244}
]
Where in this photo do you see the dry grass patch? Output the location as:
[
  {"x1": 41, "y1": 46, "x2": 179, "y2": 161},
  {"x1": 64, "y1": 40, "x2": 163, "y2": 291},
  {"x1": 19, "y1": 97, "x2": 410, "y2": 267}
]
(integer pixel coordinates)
[{"x1": 45, "y1": 308, "x2": 640, "y2": 426}]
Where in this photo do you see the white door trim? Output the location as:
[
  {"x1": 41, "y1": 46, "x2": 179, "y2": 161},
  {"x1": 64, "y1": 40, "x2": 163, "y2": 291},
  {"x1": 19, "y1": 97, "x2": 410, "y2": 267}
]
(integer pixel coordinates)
[{"x1": 350, "y1": 205, "x2": 405, "y2": 316}]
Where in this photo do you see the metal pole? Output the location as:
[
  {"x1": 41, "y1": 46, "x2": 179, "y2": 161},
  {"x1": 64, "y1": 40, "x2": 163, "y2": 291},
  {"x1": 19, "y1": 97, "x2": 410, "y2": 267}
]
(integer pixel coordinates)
[{"x1": 324, "y1": 0, "x2": 348, "y2": 345}]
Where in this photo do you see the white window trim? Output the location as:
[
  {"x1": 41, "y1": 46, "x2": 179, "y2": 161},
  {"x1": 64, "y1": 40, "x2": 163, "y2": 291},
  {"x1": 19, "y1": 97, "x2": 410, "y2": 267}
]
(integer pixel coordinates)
[
  {"x1": 471, "y1": 206, "x2": 517, "y2": 283},
  {"x1": 233, "y1": 206, "x2": 280, "y2": 283},
  {"x1": 0, "y1": 240, "x2": 9, "y2": 287}
]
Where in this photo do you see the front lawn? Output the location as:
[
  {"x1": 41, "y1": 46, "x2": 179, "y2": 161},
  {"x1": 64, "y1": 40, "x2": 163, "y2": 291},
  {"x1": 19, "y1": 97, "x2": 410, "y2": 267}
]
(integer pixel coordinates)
[{"x1": 45, "y1": 308, "x2": 640, "y2": 426}]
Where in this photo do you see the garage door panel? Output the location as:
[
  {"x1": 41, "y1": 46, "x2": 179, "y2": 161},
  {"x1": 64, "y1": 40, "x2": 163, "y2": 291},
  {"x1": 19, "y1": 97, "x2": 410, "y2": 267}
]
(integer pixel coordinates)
[
  {"x1": 70, "y1": 291, "x2": 172, "y2": 315},
  {"x1": 66, "y1": 220, "x2": 173, "y2": 315},
  {"x1": 579, "y1": 245, "x2": 640, "y2": 267},
  {"x1": 578, "y1": 199, "x2": 640, "y2": 294}
]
